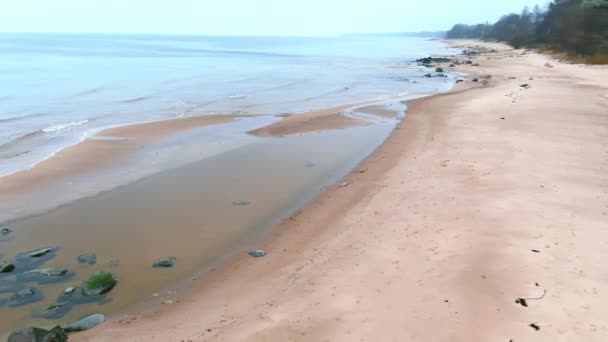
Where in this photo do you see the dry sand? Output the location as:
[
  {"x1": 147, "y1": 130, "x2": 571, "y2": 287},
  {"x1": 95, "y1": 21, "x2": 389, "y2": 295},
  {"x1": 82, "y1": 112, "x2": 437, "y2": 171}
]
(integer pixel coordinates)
[{"x1": 70, "y1": 40, "x2": 607, "y2": 341}]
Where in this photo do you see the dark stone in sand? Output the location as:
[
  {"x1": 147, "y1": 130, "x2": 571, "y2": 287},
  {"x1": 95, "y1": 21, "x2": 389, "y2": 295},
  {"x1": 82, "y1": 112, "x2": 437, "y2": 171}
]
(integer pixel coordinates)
[
  {"x1": 232, "y1": 200, "x2": 251, "y2": 207},
  {"x1": 1, "y1": 261, "x2": 15, "y2": 273},
  {"x1": 424, "y1": 73, "x2": 432, "y2": 78},
  {"x1": 77, "y1": 253, "x2": 97, "y2": 265},
  {"x1": 152, "y1": 256, "x2": 176, "y2": 268},
  {"x1": 82, "y1": 271, "x2": 117, "y2": 296},
  {"x1": 416, "y1": 57, "x2": 451, "y2": 64},
  {"x1": 472, "y1": 78, "x2": 479, "y2": 82},
  {"x1": 456, "y1": 79, "x2": 464, "y2": 83},
  {"x1": 18, "y1": 268, "x2": 74, "y2": 284},
  {"x1": 32, "y1": 303, "x2": 73, "y2": 320},
  {"x1": 449, "y1": 64, "x2": 455, "y2": 67},
  {"x1": 465, "y1": 60, "x2": 473, "y2": 65},
  {"x1": 436, "y1": 73, "x2": 448, "y2": 78},
  {"x1": 248, "y1": 250, "x2": 267, "y2": 258},
  {"x1": 56, "y1": 286, "x2": 78, "y2": 302},
  {"x1": 64, "y1": 313, "x2": 106, "y2": 332},
  {"x1": 7, "y1": 326, "x2": 67, "y2": 342},
  {"x1": 8, "y1": 288, "x2": 44, "y2": 307},
  {"x1": 0, "y1": 227, "x2": 16, "y2": 242},
  {"x1": 435, "y1": 67, "x2": 444, "y2": 73}
]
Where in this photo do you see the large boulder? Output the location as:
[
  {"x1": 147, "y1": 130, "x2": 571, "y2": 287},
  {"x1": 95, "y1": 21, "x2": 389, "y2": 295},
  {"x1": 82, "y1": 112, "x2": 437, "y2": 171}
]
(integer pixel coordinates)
[{"x1": 64, "y1": 313, "x2": 106, "y2": 332}]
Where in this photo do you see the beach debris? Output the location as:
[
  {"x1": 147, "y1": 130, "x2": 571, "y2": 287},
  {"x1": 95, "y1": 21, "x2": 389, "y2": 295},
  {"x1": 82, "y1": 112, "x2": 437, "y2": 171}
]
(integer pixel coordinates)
[
  {"x1": 248, "y1": 250, "x2": 267, "y2": 258},
  {"x1": 0, "y1": 261, "x2": 15, "y2": 273},
  {"x1": 7, "y1": 326, "x2": 67, "y2": 342},
  {"x1": 339, "y1": 182, "x2": 352, "y2": 188},
  {"x1": 77, "y1": 253, "x2": 97, "y2": 265},
  {"x1": 82, "y1": 271, "x2": 117, "y2": 296},
  {"x1": 0, "y1": 227, "x2": 15, "y2": 241},
  {"x1": 64, "y1": 313, "x2": 106, "y2": 332},
  {"x1": 529, "y1": 323, "x2": 541, "y2": 331},
  {"x1": 18, "y1": 268, "x2": 74, "y2": 284},
  {"x1": 8, "y1": 288, "x2": 44, "y2": 307},
  {"x1": 232, "y1": 200, "x2": 252, "y2": 207},
  {"x1": 515, "y1": 289, "x2": 547, "y2": 308},
  {"x1": 32, "y1": 302, "x2": 73, "y2": 320},
  {"x1": 152, "y1": 256, "x2": 176, "y2": 268},
  {"x1": 435, "y1": 67, "x2": 444, "y2": 73}
]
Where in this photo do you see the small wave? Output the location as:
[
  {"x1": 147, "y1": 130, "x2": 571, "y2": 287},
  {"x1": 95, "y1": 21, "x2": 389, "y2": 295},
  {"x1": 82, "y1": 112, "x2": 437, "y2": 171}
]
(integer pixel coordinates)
[
  {"x1": 120, "y1": 96, "x2": 150, "y2": 104},
  {"x1": 227, "y1": 95, "x2": 248, "y2": 100},
  {"x1": 42, "y1": 120, "x2": 89, "y2": 133},
  {"x1": 73, "y1": 87, "x2": 106, "y2": 97},
  {"x1": 304, "y1": 86, "x2": 353, "y2": 101},
  {"x1": 0, "y1": 112, "x2": 49, "y2": 124}
]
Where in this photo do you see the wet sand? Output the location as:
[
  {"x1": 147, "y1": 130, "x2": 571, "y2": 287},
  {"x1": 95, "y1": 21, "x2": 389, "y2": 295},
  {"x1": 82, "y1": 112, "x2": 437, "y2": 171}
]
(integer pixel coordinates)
[{"x1": 75, "y1": 40, "x2": 608, "y2": 341}]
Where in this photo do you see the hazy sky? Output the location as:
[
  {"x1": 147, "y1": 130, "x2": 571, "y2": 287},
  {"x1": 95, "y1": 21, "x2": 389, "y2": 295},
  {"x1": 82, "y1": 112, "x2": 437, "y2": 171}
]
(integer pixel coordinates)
[{"x1": 1, "y1": 0, "x2": 544, "y2": 36}]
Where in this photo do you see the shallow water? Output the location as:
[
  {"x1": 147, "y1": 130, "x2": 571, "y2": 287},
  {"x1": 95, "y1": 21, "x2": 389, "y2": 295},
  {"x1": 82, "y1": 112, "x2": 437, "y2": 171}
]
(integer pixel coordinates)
[
  {"x1": 0, "y1": 108, "x2": 399, "y2": 335},
  {"x1": 0, "y1": 33, "x2": 457, "y2": 176}
]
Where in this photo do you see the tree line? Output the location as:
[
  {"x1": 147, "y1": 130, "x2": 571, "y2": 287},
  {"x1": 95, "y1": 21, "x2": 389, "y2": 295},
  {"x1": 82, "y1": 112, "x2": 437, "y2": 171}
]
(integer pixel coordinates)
[{"x1": 446, "y1": 0, "x2": 608, "y2": 62}]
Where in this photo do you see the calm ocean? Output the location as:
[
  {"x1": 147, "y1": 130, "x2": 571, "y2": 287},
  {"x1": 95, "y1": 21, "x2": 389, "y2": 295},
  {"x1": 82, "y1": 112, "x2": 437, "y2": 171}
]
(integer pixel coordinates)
[{"x1": 0, "y1": 33, "x2": 456, "y2": 176}]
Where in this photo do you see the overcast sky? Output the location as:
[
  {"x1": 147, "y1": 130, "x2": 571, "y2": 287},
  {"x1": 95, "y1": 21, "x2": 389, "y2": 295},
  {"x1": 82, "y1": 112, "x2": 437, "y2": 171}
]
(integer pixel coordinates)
[{"x1": 1, "y1": 0, "x2": 546, "y2": 36}]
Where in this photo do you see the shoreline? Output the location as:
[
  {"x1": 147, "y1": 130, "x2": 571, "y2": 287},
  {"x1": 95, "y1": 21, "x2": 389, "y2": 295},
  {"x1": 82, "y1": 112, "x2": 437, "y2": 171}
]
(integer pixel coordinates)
[{"x1": 75, "y1": 39, "x2": 608, "y2": 341}]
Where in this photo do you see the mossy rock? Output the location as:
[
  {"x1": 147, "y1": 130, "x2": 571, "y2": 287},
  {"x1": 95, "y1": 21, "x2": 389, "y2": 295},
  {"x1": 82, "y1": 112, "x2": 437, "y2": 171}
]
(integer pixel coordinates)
[
  {"x1": 8, "y1": 326, "x2": 67, "y2": 342},
  {"x1": 82, "y1": 271, "x2": 117, "y2": 296}
]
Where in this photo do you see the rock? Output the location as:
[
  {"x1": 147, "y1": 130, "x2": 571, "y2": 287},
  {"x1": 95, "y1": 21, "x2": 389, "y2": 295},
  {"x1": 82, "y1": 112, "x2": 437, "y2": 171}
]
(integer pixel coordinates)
[
  {"x1": 0, "y1": 227, "x2": 15, "y2": 242},
  {"x1": 32, "y1": 303, "x2": 73, "y2": 320},
  {"x1": 449, "y1": 64, "x2": 455, "y2": 67},
  {"x1": 520, "y1": 83, "x2": 530, "y2": 88},
  {"x1": 77, "y1": 253, "x2": 97, "y2": 265},
  {"x1": 25, "y1": 247, "x2": 56, "y2": 258},
  {"x1": 424, "y1": 73, "x2": 432, "y2": 78},
  {"x1": 7, "y1": 326, "x2": 67, "y2": 342},
  {"x1": 8, "y1": 288, "x2": 44, "y2": 307},
  {"x1": 82, "y1": 271, "x2": 117, "y2": 296},
  {"x1": 0, "y1": 261, "x2": 15, "y2": 273},
  {"x1": 18, "y1": 268, "x2": 74, "y2": 284},
  {"x1": 416, "y1": 57, "x2": 451, "y2": 64},
  {"x1": 435, "y1": 67, "x2": 444, "y2": 73},
  {"x1": 248, "y1": 250, "x2": 267, "y2": 258},
  {"x1": 472, "y1": 78, "x2": 479, "y2": 82},
  {"x1": 15, "y1": 247, "x2": 58, "y2": 270},
  {"x1": 152, "y1": 256, "x2": 176, "y2": 268},
  {"x1": 465, "y1": 60, "x2": 473, "y2": 65},
  {"x1": 456, "y1": 79, "x2": 464, "y2": 83},
  {"x1": 544, "y1": 62, "x2": 554, "y2": 68},
  {"x1": 56, "y1": 286, "x2": 78, "y2": 302},
  {"x1": 232, "y1": 200, "x2": 251, "y2": 207},
  {"x1": 436, "y1": 73, "x2": 448, "y2": 78},
  {"x1": 64, "y1": 313, "x2": 106, "y2": 332}
]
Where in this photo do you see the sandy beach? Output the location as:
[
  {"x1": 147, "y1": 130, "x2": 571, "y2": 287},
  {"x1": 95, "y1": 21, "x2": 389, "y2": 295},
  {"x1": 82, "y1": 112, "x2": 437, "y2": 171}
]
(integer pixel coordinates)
[{"x1": 68, "y1": 40, "x2": 608, "y2": 341}]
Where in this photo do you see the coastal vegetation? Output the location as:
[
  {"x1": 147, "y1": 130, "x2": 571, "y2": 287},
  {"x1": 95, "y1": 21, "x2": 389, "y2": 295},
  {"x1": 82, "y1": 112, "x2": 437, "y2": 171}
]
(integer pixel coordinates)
[{"x1": 446, "y1": 0, "x2": 608, "y2": 63}]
